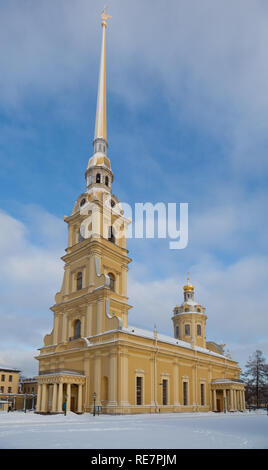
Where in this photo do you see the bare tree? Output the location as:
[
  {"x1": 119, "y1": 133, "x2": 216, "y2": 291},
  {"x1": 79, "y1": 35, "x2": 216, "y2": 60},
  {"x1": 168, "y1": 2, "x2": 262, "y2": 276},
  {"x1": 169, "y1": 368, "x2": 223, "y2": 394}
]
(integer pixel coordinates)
[{"x1": 242, "y1": 350, "x2": 268, "y2": 407}]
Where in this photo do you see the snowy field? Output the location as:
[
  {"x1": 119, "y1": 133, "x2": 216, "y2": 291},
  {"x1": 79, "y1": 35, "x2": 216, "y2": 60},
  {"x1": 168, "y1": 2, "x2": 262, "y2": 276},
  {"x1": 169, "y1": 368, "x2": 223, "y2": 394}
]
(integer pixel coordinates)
[{"x1": 0, "y1": 410, "x2": 267, "y2": 449}]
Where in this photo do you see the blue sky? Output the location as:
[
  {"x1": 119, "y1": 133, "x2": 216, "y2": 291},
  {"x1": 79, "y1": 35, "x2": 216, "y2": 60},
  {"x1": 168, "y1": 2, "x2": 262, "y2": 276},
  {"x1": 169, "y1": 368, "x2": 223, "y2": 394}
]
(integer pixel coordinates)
[{"x1": 0, "y1": 0, "x2": 268, "y2": 376}]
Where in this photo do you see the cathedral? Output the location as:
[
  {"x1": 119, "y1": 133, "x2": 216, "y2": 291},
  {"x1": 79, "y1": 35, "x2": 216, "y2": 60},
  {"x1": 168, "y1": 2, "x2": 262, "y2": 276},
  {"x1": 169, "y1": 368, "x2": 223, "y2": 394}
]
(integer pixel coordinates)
[{"x1": 35, "y1": 11, "x2": 245, "y2": 415}]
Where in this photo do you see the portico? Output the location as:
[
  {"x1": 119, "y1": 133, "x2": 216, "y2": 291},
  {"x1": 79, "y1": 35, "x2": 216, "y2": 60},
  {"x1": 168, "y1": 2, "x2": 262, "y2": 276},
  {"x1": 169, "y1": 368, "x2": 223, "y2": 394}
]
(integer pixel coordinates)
[
  {"x1": 211, "y1": 379, "x2": 245, "y2": 412},
  {"x1": 35, "y1": 371, "x2": 85, "y2": 414}
]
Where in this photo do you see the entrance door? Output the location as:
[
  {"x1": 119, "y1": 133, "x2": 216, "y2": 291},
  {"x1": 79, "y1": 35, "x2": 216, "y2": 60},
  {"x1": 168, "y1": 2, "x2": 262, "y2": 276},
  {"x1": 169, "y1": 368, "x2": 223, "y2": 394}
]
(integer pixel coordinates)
[
  {"x1": 216, "y1": 398, "x2": 221, "y2": 412},
  {"x1": 71, "y1": 397, "x2": 76, "y2": 412}
]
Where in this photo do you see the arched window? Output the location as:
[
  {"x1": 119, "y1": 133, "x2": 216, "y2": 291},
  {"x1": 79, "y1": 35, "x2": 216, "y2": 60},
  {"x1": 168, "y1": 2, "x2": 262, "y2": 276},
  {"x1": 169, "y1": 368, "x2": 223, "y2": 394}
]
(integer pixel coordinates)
[
  {"x1": 74, "y1": 319, "x2": 81, "y2": 339},
  {"x1": 175, "y1": 326, "x2": 179, "y2": 339},
  {"x1": 108, "y1": 226, "x2": 115, "y2": 243},
  {"x1": 197, "y1": 324, "x2": 202, "y2": 336},
  {"x1": 108, "y1": 272, "x2": 115, "y2": 291},
  {"x1": 77, "y1": 272, "x2": 83, "y2": 290},
  {"x1": 185, "y1": 307, "x2": 189, "y2": 312},
  {"x1": 105, "y1": 176, "x2": 109, "y2": 186},
  {"x1": 185, "y1": 324, "x2": 190, "y2": 336},
  {"x1": 96, "y1": 173, "x2": 101, "y2": 183}
]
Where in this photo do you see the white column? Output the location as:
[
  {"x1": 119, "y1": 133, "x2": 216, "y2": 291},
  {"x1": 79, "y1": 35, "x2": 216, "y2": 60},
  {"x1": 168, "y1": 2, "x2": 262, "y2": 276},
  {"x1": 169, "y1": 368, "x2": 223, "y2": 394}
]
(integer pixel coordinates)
[
  {"x1": 233, "y1": 389, "x2": 237, "y2": 410},
  {"x1": 78, "y1": 384, "x2": 83, "y2": 413},
  {"x1": 41, "y1": 384, "x2": 48, "y2": 413},
  {"x1": 66, "y1": 383, "x2": 71, "y2": 412},
  {"x1": 36, "y1": 384, "x2": 42, "y2": 412},
  {"x1": 52, "y1": 383, "x2": 58, "y2": 413},
  {"x1": 223, "y1": 389, "x2": 227, "y2": 412},
  {"x1": 230, "y1": 389, "x2": 234, "y2": 410},
  {"x1": 213, "y1": 390, "x2": 217, "y2": 411},
  {"x1": 57, "y1": 382, "x2": 63, "y2": 412}
]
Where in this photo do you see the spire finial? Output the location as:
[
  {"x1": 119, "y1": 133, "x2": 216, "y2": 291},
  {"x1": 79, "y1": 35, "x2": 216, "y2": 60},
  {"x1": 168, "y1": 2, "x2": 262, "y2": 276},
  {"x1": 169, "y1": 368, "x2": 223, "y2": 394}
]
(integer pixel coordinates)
[
  {"x1": 101, "y1": 6, "x2": 112, "y2": 27},
  {"x1": 187, "y1": 272, "x2": 190, "y2": 284}
]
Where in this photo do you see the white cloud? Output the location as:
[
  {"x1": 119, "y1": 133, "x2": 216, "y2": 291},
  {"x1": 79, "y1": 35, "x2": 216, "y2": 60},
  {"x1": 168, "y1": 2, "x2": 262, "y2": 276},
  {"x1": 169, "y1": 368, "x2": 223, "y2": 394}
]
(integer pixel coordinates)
[
  {"x1": 128, "y1": 254, "x2": 268, "y2": 368},
  {"x1": 0, "y1": 207, "x2": 65, "y2": 375}
]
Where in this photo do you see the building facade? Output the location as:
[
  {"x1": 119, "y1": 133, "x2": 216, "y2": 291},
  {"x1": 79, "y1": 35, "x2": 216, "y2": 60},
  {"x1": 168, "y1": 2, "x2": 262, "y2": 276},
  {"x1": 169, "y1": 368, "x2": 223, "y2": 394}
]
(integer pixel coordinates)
[
  {"x1": 0, "y1": 367, "x2": 20, "y2": 395},
  {"x1": 35, "y1": 11, "x2": 245, "y2": 415},
  {"x1": 21, "y1": 378, "x2": 38, "y2": 395}
]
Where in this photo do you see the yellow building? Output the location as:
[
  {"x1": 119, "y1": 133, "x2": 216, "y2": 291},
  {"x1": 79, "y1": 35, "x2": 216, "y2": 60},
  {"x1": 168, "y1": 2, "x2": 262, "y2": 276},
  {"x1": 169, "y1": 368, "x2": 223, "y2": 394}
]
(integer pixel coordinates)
[
  {"x1": 35, "y1": 11, "x2": 245, "y2": 415},
  {"x1": 21, "y1": 378, "x2": 38, "y2": 395},
  {"x1": 0, "y1": 367, "x2": 20, "y2": 395}
]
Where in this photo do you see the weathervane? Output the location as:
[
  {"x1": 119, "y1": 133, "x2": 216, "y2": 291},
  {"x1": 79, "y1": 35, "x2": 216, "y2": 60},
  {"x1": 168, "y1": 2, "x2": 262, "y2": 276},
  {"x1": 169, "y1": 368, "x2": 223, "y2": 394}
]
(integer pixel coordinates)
[{"x1": 101, "y1": 6, "x2": 112, "y2": 26}]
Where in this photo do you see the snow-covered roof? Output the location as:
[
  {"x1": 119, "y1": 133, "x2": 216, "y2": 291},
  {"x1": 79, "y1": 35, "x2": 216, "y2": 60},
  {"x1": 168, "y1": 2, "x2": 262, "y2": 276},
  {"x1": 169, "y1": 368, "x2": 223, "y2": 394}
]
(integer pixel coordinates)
[
  {"x1": 123, "y1": 325, "x2": 231, "y2": 361},
  {"x1": 211, "y1": 379, "x2": 244, "y2": 385},
  {"x1": 0, "y1": 366, "x2": 20, "y2": 372}
]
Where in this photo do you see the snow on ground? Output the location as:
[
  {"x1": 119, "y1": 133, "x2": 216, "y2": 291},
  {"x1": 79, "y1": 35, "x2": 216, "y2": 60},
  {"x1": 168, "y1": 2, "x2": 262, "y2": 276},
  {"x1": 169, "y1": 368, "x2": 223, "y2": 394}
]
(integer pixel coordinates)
[{"x1": 0, "y1": 410, "x2": 267, "y2": 449}]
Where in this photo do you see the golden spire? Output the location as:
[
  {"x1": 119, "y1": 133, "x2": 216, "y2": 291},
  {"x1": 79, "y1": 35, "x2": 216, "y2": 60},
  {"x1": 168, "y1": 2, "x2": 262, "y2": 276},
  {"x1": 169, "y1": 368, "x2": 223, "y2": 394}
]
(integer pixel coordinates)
[
  {"x1": 94, "y1": 7, "x2": 112, "y2": 145},
  {"x1": 184, "y1": 272, "x2": 194, "y2": 291}
]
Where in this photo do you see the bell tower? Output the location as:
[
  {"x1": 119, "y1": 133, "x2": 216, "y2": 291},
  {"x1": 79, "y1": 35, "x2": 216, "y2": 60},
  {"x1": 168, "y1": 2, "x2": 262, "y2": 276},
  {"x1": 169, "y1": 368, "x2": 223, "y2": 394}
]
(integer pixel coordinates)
[
  {"x1": 172, "y1": 275, "x2": 207, "y2": 348},
  {"x1": 42, "y1": 9, "x2": 132, "y2": 349}
]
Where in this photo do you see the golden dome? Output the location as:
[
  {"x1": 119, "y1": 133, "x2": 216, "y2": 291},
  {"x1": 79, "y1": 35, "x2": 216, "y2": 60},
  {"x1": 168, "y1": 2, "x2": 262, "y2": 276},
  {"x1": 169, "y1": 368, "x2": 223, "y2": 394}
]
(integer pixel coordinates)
[
  {"x1": 184, "y1": 284, "x2": 194, "y2": 292},
  {"x1": 183, "y1": 273, "x2": 194, "y2": 291}
]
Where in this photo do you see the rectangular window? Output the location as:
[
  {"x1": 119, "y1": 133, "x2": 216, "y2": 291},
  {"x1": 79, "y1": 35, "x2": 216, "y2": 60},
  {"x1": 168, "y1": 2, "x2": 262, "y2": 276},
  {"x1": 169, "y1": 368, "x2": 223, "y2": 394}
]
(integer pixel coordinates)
[
  {"x1": 9, "y1": 375, "x2": 12, "y2": 382},
  {"x1": 0, "y1": 386, "x2": 4, "y2": 393},
  {"x1": 183, "y1": 382, "x2": 188, "y2": 406},
  {"x1": 8, "y1": 387, "x2": 11, "y2": 393},
  {"x1": 136, "y1": 376, "x2": 143, "y2": 405},
  {"x1": 1, "y1": 375, "x2": 5, "y2": 381},
  {"x1": 185, "y1": 324, "x2": 190, "y2": 336},
  {"x1": 162, "y1": 379, "x2": 168, "y2": 405},
  {"x1": 201, "y1": 384, "x2": 205, "y2": 406}
]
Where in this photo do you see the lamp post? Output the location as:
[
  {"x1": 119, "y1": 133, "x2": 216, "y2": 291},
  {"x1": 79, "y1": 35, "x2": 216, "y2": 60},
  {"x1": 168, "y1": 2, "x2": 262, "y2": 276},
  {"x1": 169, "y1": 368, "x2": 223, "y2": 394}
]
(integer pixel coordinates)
[{"x1": 93, "y1": 392, "x2": 96, "y2": 416}]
